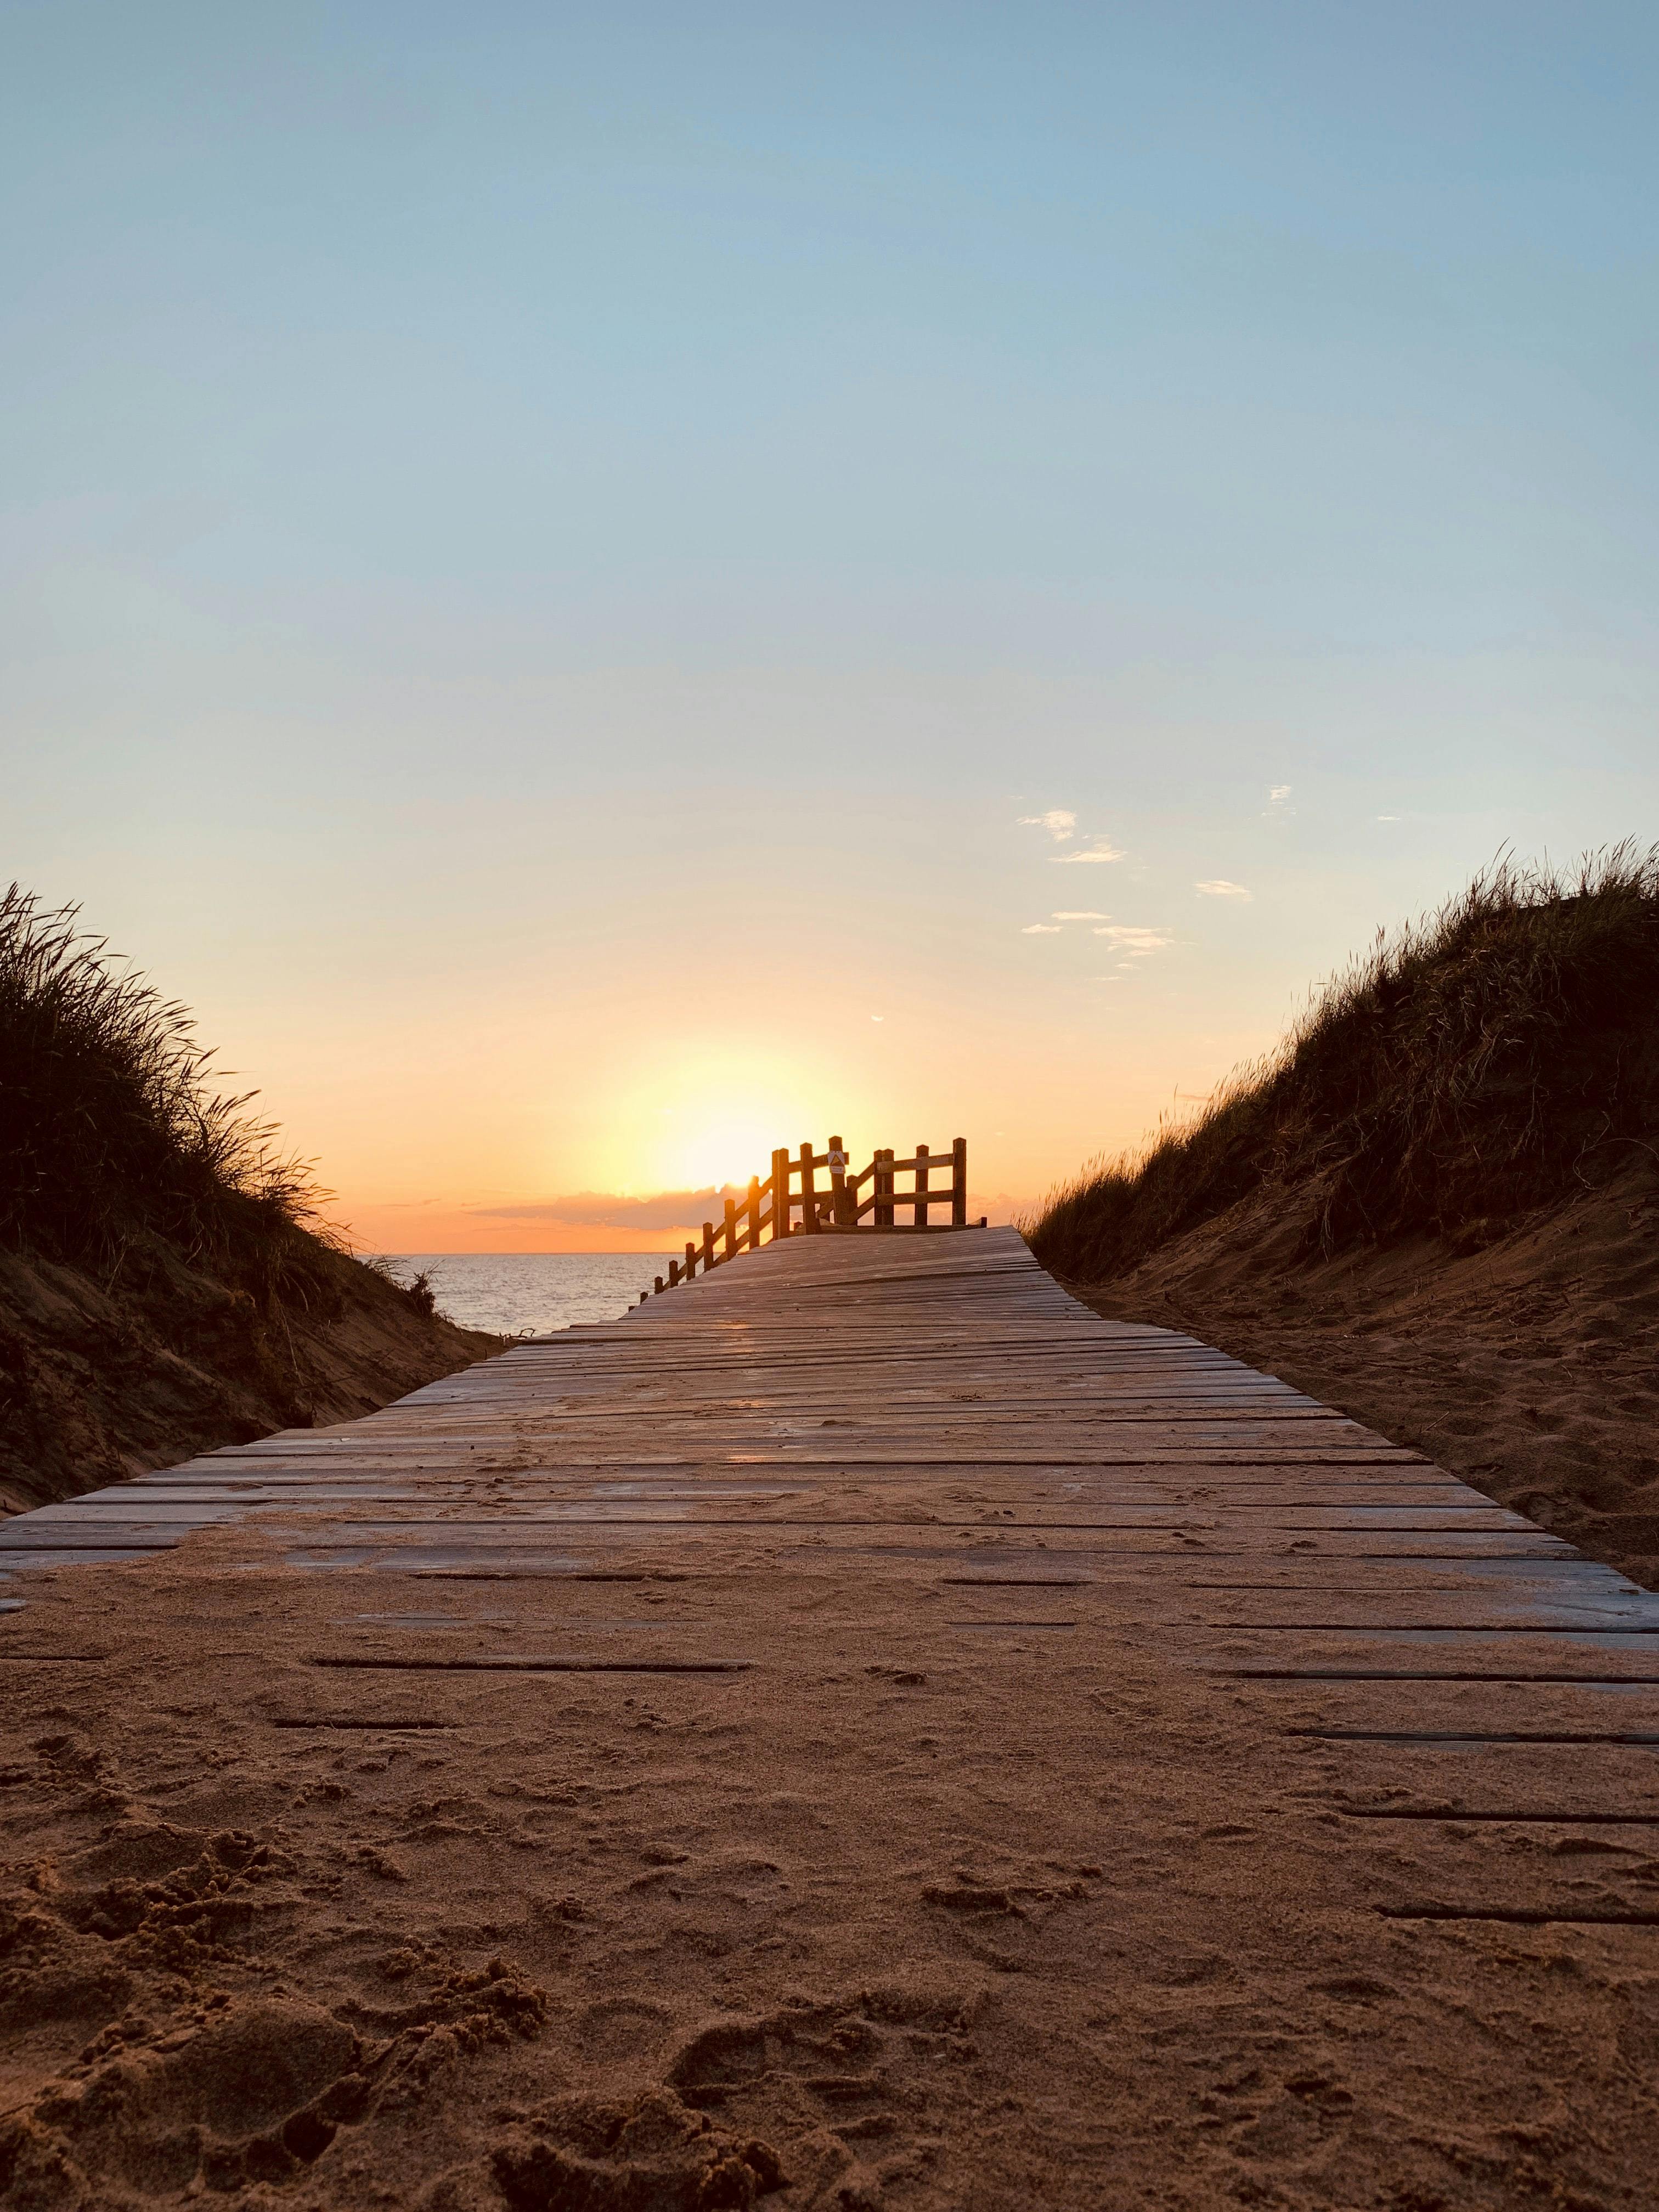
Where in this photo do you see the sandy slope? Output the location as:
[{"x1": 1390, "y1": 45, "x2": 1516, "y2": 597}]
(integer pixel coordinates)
[
  {"x1": 1073, "y1": 1159, "x2": 1659, "y2": 1592},
  {"x1": 0, "y1": 1243, "x2": 500, "y2": 1517}
]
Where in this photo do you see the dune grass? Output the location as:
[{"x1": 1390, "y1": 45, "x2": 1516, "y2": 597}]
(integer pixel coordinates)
[
  {"x1": 0, "y1": 885, "x2": 334, "y2": 1301},
  {"x1": 1024, "y1": 845, "x2": 1659, "y2": 1283}
]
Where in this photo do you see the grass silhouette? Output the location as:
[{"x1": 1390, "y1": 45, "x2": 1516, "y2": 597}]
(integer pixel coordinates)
[
  {"x1": 1026, "y1": 845, "x2": 1659, "y2": 1281},
  {"x1": 0, "y1": 883, "x2": 341, "y2": 1307}
]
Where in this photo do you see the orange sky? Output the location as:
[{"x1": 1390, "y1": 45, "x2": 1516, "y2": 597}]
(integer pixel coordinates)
[{"x1": 17, "y1": 776, "x2": 1652, "y2": 1259}]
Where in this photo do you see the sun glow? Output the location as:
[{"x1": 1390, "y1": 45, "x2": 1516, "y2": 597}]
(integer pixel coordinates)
[
  {"x1": 590, "y1": 1049, "x2": 868, "y2": 1204},
  {"x1": 660, "y1": 1107, "x2": 803, "y2": 1192}
]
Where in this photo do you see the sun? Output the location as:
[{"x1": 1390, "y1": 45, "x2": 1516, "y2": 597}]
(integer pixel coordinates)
[
  {"x1": 605, "y1": 1051, "x2": 855, "y2": 1198},
  {"x1": 665, "y1": 1108, "x2": 793, "y2": 1193}
]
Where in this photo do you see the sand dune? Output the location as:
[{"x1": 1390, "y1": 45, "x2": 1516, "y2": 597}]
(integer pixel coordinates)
[{"x1": 1075, "y1": 1159, "x2": 1659, "y2": 1591}]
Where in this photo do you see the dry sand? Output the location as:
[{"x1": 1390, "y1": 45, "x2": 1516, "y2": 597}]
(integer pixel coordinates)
[{"x1": 2, "y1": 1527, "x2": 1657, "y2": 2211}]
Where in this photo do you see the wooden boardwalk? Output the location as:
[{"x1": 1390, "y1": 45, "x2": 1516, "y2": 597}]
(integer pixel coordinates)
[
  {"x1": 3, "y1": 1226, "x2": 1657, "y2": 2204},
  {"x1": 8, "y1": 1225, "x2": 1658, "y2": 1874}
]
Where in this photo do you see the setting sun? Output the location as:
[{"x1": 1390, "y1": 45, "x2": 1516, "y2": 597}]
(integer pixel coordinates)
[{"x1": 652, "y1": 1094, "x2": 861, "y2": 1194}]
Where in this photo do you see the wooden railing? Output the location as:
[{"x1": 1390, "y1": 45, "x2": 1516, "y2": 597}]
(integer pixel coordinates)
[{"x1": 643, "y1": 1136, "x2": 977, "y2": 1298}]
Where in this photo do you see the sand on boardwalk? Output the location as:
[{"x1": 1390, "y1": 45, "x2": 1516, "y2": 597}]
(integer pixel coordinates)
[{"x1": 1, "y1": 1522, "x2": 1656, "y2": 2211}]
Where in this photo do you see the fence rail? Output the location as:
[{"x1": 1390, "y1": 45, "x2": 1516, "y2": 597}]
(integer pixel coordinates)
[{"x1": 644, "y1": 1136, "x2": 977, "y2": 1298}]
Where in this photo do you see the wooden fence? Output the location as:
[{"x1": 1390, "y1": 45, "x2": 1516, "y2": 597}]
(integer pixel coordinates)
[{"x1": 646, "y1": 1137, "x2": 978, "y2": 1297}]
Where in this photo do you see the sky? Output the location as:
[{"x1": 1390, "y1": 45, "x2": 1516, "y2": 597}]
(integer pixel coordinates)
[{"x1": 5, "y1": 2, "x2": 1657, "y2": 1251}]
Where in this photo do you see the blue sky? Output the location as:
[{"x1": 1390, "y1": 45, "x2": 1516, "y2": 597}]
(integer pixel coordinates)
[{"x1": 5, "y1": 2, "x2": 1656, "y2": 1242}]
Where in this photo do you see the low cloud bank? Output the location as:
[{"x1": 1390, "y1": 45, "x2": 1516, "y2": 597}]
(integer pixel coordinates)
[
  {"x1": 471, "y1": 1187, "x2": 1029, "y2": 1232},
  {"x1": 473, "y1": 1188, "x2": 746, "y2": 1231}
]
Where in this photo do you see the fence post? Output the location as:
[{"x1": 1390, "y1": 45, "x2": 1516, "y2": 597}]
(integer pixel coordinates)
[
  {"x1": 654, "y1": 1275, "x2": 665, "y2": 1295},
  {"x1": 771, "y1": 1150, "x2": 790, "y2": 1239},
  {"x1": 684, "y1": 1239, "x2": 698, "y2": 1279},
  {"x1": 702, "y1": 1220, "x2": 715, "y2": 1272},
  {"x1": 914, "y1": 1143, "x2": 930, "y2": 1228},
  {"x1": 799, "y1": 1141, "x2": 817, "y2": 1232},
  {"x1": 951, "y1": 1137, "x2": 967, "y2": 1227},
  {"x1": 723, "y1": 1195, "x2": 738, "y2": 1261},
  {"x1": 747, "y1": 1175, "x2": 762, "y2": 1248},
  {"x1": 827, "y1": 1134, "x2": 847, "y2": 1229},
  {"x1": 874, "y1": 1147, "x2": 893, "y2": 1228}
]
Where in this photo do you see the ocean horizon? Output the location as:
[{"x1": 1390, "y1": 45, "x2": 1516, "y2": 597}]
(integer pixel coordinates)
[{"x1": 382, "y1": 1252, "x2": 676, "y2": 1337}]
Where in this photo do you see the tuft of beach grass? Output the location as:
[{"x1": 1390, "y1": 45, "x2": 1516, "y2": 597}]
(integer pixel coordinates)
[
  {"x1": 1024, "y1": 843, "x2": 1659, "y2": 1280},
  {"x1": 0, "y1": 883, "x2": 340, "y2": 1310}
]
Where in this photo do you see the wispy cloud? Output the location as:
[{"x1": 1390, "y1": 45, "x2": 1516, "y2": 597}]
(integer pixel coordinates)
[
  {"x1": 1020, "y1": 922, "x2": 1062, "y2": 934},
  {"x1": 1195, "y1": 879, "x2": 1252, "y2": 900},
  {"x1": 1376, "y1": 814, "x2": 1401, "y2": 823},
  {"x1": 1051, "y1": 841, "x2": 1124, "y2": 865},
  {"x1": 1262, "y1": 784, "x2": 1294, "y2": 821},
  {"x1": 1092, "y1": 924, "x2": 1172, "y2": 956},
  {"x1": 1051, "y1": 910, "x2": 1109, "y2": 921},
  {"x1": 1017, "y1": 809, "x2": 1076, "y2": 842}
]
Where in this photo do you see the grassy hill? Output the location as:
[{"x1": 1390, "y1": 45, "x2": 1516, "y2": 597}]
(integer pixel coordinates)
[
  {"x1": 1025, "y1": 849, "x2": 1659, "y2": 1584},
  {"x1": 0, "y1": 887, "x2": 498, "y2": 1514}
]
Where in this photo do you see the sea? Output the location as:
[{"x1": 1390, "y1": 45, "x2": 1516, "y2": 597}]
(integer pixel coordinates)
[{"x1": 382, "y1": 1254, "x2": 676, "y2": 1338}]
